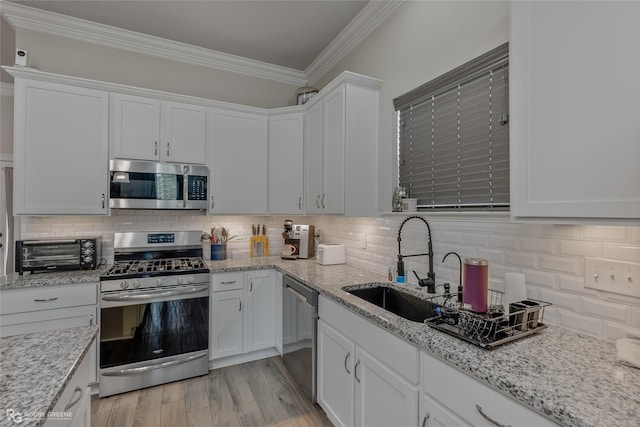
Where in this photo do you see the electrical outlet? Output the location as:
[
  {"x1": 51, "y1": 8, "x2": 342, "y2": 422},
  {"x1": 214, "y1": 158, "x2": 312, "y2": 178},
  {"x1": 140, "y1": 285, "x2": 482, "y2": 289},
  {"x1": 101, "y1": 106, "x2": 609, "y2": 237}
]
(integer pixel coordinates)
[
  {"x1": 584, "y1": 258, "x2": 640, "y2": 297},
  {"x1": 361, "y1": 234, "x2": 367, "y2": 249}
]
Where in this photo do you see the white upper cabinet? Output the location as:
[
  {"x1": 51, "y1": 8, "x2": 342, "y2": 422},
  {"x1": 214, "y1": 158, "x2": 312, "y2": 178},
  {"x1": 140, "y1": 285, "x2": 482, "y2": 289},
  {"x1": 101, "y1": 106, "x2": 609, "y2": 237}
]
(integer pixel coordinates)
[
  {"x1": 510, "y1": 1, "x2": 640, "y2": 221},
  {"x1": 304, "y1": 74, "x2": 381, "y2": 217},
  {"x1": 268, "y1": 110, "x2": 304, "y2": 215},
  {"x1": 111, "y1": 94, "x2": 206, "y2": 164},
  {"x1": 208, "y1": 108, "x2": 268, "y2": 214},
  {"x1": 13, "y1": 79, "x2": 109, "y2": 215},
  {"x1": 161, "y1": 101, "x2": 206, "y2": 164}
]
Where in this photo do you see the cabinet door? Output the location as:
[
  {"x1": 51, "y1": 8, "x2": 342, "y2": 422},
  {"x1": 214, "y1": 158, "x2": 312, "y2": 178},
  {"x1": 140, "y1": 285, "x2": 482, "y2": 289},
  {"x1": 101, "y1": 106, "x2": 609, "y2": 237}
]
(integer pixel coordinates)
[
  {"x1": 245, "y1": 270, "x2": 275, "y2": 353},
  {"x1": 208, "y1": 109, "x2": 268, "y2": 214},
  {"x1": 210, "y1": 289, "x2": 244, "y2": 360},
  {"x1": 304, "y1": 100, "x2": 324, "y2": 214},
  {"x1": 111, "y1": 93, "x2": 161, "y2": 161},
  {"x1": 322, "y1": 85, "x2": 346, "y2": 214},
  {"x1": 354, "y1": 346, "x2": 419, "y2": 427},
  {"x1": 317, "y1": 319, "x2": 355, "y2": 427},
  {"x1": 268, "y1": 112, "x2": 304, "y2": 214},
  {"x1": 13, "y1": 79, "x2": 108, "y2": 215},
  {"x1": 421, "y1": 394, "x2": 470, "y2": 427},
  {"x1": 161, "y1": 101, "x2": 206, "y2": 164},
  {"x1": 510, "y1": 1, "x2": 640, "y2": 219}
]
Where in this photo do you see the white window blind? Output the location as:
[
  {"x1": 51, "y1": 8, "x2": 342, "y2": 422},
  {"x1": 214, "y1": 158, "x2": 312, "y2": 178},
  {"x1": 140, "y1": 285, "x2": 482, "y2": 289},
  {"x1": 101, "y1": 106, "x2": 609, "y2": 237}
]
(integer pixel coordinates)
[{"x1": 395, "y1": 43, "x2": 509, "y2": 209}]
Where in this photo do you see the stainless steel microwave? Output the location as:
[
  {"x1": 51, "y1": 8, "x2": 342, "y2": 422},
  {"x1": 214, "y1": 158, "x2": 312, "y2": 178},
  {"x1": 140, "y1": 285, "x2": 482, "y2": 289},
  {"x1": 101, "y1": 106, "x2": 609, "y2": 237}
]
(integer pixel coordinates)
[
  {"x1": 16, "y1": 237, "x2": 101, "y2": 275},
  {"x1": 109, "y1": 159, "x2": 208, "y2": 210}
]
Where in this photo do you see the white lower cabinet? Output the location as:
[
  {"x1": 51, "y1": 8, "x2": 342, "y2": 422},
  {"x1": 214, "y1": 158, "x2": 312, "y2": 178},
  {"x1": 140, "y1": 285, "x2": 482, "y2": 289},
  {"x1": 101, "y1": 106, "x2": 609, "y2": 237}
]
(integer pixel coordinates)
[
  {"x1": 421, "y1": 352, "x2": 558, "y2": 427},
  {"x1": 317, "y1": 296, "x2": 420, "y2": 427},
  {"x1": 44, "y1": 350, "x2": 91, "y2": 427},
  {"x1": 209, "y1": 270, "x2": 276, "y2": 363},
  {"x1": 0, "y1": 283, "x2": 98, "y2": 384}
]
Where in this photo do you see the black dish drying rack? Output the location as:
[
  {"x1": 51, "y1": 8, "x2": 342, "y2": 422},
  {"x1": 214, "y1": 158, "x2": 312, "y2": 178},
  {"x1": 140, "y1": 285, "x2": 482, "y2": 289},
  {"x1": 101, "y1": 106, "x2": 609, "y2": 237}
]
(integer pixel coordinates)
[{"x1": 425, "y1": 289, "x2": 551, "y2": 349}]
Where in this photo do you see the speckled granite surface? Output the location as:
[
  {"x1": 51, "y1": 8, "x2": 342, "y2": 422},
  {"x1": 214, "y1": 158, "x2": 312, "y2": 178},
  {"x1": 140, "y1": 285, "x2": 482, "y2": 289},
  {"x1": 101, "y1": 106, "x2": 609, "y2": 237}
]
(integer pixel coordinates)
[
  {"x1": 1, "y1": 267, "x2": 108, "y2": 290},
  {"x1": 0, "y1": 326, "x2": 97, "y2": 427},
  {"x1": 2, "y1": 257, "x2": 639, "y2": 426}
]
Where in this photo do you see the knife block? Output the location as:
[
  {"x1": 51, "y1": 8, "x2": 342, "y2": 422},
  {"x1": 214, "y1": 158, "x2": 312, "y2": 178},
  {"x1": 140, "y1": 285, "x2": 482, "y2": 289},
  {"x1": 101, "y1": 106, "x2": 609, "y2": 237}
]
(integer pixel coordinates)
[{"x1": 250, "y1": 236, "x2": 269, "y2": 257}]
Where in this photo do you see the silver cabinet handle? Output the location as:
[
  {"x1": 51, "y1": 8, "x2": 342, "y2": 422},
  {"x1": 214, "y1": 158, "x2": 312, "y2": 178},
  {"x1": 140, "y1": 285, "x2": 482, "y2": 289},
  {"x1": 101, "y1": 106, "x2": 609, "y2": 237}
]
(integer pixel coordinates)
[
  {"x1": 321, "y1": 193, "x2": 326, "y2": 209},
  {"x1": 476, "y1": 404, "x2": 511, "y2": 427},
  {"x1": 220, "y1": 281, "x2": 236, "y2": 285},
  {"x1": 249, "y1": 281, "x2": 253, "y2": 292},
  {"x1": 101, "y1": 193, "x2": 105, "y2": 209},
  {"x1": 166, "y1": 142, "x2": 171, "y2": 157},
  {"x1": 315, "y1": 195, "x2": 321, "y2": 209},
  {"x1": 344, "y1": 352, "x2": 351, "y2": 374},
  {"x1": 211, "y1": 195, "x2": 214, "y2": 210},
  {"x1": 239, "y1": 300, "x2": 242, "y2": 311},
  {"x1": 89, "y1": 314, "x2": 94, "y2": 326},
  {"x1": 34, "y1": 297, "x2": 58, "y2": 302},
  {"x1": 154, "y1": 141, "x2": 158, "y2": 156},
  {"x1": 298, "y1": 196, "x2": 302, "y2": 210},
  {"x1": 64, "y1": 386, "x2": 83, "y2": 411},
  {"x1": 422, "y1": 412, "x2": 430, "y2": 427},
  {"x1": 354, "y1": 359, "x2": 361, "y2": 383}
]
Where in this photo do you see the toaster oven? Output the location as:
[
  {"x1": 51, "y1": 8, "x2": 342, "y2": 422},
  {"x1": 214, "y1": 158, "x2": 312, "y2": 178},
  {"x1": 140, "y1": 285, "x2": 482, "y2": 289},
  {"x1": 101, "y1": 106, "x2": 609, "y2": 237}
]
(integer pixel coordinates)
[{"x1": 16, "y1": 238, "x2": 101, "y2": 275}]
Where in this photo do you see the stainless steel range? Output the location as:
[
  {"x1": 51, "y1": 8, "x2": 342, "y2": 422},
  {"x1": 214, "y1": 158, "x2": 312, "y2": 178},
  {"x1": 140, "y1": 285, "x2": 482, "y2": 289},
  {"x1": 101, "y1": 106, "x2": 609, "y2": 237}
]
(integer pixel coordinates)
[{"x1": 99, "y1": 231, "x2": 210, "y2": 397}]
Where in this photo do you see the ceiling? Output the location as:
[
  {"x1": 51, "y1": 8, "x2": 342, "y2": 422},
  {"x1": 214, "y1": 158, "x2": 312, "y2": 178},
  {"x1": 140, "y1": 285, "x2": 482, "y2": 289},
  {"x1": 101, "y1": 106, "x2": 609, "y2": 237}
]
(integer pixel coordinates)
[{"x1": 6, "y1": 0, "x2": 370, "y2": 71}]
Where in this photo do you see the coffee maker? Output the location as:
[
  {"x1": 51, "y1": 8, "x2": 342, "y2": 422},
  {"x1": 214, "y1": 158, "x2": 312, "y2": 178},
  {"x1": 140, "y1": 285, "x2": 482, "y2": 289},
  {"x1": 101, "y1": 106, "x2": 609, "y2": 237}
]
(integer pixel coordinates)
[{"x1": 282, "y1": 220, "x2": 316, "y2": 259}]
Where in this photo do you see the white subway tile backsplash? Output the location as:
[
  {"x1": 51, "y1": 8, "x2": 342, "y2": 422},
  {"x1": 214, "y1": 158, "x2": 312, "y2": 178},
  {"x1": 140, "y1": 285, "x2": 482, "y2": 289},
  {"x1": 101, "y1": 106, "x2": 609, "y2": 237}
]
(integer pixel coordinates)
[
  {"x1": 556, "y1": 310, "x2": 603, "y2": 336},
  {"x1": 558, "y1": 240, "x2": 602, "y2": 258},
  {"x1": 521, "y1": 268, "x2": 557, "y2": 289},
  {"x1": 521, "y1": 237, "x2": 556, "y2": 255},
  {"x1": 539, "y1": 289, "x2": 580, "y2": 311},
  {"x1": 540, "y1": 255, "x2": 583, "y2": 276},
  {"x1": 506, "y1": 252, "x2": 538, "y2": 268},
  {"x1": 603, "y1": 322, "x2": 640, "y2": 341},
  {"x1": 603, "y1": 245, "x2": 640, "y2": 263},
  {"x1": 581, "y1": 297, "x2": 630, "y2": 323},
  {"x1": 581, "y1": 226, "x2": 628, "y2": 242},
  {"x1": 18, "y1": 214, "x2": 640, "y2": 340}
]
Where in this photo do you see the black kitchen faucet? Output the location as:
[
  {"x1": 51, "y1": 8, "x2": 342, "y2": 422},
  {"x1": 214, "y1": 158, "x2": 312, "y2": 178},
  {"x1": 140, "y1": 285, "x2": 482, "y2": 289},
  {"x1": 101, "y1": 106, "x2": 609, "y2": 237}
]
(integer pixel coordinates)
[{"x1": 396, "y1": 215, "x2": 435, "y2": 292}]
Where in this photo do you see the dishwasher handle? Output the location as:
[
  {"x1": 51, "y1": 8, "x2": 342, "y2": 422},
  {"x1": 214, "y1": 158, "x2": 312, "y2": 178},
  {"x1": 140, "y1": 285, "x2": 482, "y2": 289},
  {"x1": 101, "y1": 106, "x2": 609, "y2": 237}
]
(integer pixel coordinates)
[{"x1": 283, "y1": 275, "x2": 318, "y2": 306}]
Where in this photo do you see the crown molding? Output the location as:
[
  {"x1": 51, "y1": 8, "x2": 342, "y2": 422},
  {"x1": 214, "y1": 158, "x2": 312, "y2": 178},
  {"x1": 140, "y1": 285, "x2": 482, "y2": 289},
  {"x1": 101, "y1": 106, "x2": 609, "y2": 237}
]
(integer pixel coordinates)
[
  {"x1": 0, "y1": 0, "x2": 401, "y2": 89},
  {"x1": 0, "y1": 1, "x2": 308, "y2": 86},
  {"x1": 0, "y1": 81, "x2": 14, "y2": 96},
  {"x1": 305, "y1": 0, "x2": 404, "y2": 85}
]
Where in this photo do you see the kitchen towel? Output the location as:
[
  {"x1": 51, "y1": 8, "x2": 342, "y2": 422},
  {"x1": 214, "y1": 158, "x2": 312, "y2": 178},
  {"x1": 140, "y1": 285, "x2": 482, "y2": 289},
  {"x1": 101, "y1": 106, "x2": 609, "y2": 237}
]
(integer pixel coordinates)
[{"x1": 616, "y1": 332, "x2": 640, "y2": 370}]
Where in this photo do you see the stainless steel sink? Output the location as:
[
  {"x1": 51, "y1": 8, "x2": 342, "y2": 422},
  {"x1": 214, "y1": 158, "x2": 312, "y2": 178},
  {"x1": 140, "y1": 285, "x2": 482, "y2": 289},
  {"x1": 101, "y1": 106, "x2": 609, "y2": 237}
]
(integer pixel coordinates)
[{"x1": 344, "y1": 284, "x2": 438, "y2": 323}]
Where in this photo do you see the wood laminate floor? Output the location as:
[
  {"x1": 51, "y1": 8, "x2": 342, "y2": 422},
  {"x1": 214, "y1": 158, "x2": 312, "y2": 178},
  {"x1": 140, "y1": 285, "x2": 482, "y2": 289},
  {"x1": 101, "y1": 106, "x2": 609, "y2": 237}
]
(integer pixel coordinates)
[{"x1": 91, "y1": 356, "x2": 332, "y2": 427}]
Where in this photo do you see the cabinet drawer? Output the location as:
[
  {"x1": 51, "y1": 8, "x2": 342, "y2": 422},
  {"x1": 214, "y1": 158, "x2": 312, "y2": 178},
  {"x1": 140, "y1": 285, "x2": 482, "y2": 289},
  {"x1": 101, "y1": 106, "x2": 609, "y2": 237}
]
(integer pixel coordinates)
[
  {"x1": 44, "y1": 353, "x2": 90, "y2": 427},
  {"x1": 0, "y1": 305, "x2": 96, "y2": 337},
  {"x1": 0, "y1": 283, "x2": 97, "y2": 315},
  {"x1": 211, "y1": 272, "x2": 244, "y2": 292},
  {"x1": 319, "y1": 296, "x2": 419, "y2": 383},
  {"x1": 421, "y1": 352, "x2": 557, "y2": 427}
]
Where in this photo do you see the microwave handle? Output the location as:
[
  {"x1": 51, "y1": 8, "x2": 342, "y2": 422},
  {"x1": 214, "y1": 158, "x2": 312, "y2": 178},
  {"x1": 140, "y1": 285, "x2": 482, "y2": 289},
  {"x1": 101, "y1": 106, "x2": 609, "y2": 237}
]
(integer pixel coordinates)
[{"x1": 183, "y1": 165, "x2": 188, "y2": 208}]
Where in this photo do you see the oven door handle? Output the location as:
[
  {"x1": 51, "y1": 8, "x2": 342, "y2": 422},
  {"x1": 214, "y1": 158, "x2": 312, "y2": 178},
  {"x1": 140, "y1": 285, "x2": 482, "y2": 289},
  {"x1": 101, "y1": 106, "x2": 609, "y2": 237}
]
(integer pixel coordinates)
[
  {"x1": 101, "y1": 285, "x2": 208, "y2": 302},
  {"x1": 101, "y1": 352, "x2": 207, "y2": 377}
]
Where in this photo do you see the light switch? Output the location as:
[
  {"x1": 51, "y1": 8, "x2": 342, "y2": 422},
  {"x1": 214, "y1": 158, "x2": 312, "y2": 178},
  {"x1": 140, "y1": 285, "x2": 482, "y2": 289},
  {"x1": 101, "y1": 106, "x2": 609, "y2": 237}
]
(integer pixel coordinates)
[{"x1": 585, "y1": 258, "x2": 640, "y2": 297}]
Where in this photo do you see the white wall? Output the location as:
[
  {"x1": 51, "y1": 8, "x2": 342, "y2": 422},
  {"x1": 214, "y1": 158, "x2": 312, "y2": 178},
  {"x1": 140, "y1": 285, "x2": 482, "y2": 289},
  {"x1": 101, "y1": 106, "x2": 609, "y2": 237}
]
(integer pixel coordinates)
[
  {"x1": 311, "y1": 0, "x2": 510, "y2": 212},
  {"x1": 13, "y1": 29, "x2": 299, "y2": 108}
]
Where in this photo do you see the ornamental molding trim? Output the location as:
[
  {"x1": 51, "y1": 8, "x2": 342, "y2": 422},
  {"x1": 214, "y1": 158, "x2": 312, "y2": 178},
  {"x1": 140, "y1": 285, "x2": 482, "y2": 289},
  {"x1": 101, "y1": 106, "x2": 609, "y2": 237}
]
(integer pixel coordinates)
[{"x1": 0, "y1": 0, "x2": 402, "y2": 87}]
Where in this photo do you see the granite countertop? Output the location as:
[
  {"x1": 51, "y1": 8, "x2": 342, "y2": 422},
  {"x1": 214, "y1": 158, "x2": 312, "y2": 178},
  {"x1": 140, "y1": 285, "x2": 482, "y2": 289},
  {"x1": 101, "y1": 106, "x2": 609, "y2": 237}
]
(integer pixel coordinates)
[
  {"x1": 2, "y1": 257, "x2": 639, "y2": 426},
  {"x1": 0, "y1": 267, "x2": 108, "y2": 290},
  {"x1": 0, "y1": 326, "x2": 98, "y2": 427}
]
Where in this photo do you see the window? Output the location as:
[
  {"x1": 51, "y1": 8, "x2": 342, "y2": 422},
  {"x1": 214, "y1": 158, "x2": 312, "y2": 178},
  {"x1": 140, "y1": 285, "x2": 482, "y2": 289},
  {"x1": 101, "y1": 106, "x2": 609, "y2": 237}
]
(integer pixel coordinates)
[{"x1": 395, "y1": 43, "x2": 509, "y2": 210}]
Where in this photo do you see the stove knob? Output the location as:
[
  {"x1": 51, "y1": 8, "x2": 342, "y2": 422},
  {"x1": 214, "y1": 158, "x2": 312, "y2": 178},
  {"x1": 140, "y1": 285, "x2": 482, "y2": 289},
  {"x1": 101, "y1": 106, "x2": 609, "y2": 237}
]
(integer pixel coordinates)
[
  {"x1": 187, "y1": 276, "x2": 195, "y2": 284},
  {"x1": 120, "y1": 280, "x2": 129, "y2": 290},
  {"x1": 156, "y1": 278, "x2": 164, "y2": 287},
  {"x1": 176, "y1": 277, "x2": 185, "y2": 285},
  {"x1": 132, "y1": 280, "x2": 141, "y2": 289}
]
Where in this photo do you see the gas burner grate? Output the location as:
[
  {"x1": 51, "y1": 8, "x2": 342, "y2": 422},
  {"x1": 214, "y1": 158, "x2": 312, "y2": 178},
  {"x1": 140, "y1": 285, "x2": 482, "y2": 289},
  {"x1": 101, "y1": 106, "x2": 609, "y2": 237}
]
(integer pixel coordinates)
[{"x1": 104, "y1": 257, "x2": 207, "y2": 277}]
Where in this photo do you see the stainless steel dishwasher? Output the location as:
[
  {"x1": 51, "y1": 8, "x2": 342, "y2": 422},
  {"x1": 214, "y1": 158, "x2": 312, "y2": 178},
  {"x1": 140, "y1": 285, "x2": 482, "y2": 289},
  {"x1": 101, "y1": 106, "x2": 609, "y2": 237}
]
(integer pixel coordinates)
[{"x1": 282, "y1": 275, "x2": 318, "y2": 403}]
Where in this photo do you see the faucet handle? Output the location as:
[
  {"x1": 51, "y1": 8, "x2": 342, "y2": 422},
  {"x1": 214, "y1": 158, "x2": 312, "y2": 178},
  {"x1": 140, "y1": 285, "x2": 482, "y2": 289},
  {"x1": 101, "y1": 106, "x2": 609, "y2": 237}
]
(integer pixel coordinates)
[{"x1": 413, "y1": 270, "x2": 436, "y2": 293}]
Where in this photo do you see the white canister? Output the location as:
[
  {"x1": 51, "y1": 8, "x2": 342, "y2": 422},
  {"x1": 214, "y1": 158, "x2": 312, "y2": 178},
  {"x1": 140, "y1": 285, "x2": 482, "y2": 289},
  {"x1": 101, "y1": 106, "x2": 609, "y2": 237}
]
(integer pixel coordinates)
[{"x1": 402, "y1": 198, "x2": 418, "y2": 212}]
